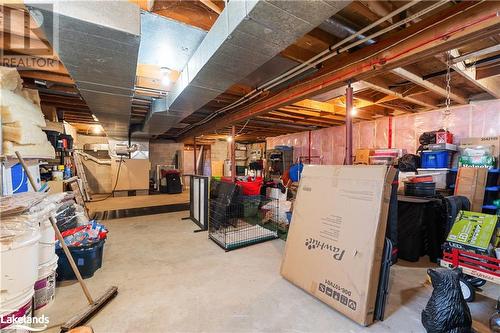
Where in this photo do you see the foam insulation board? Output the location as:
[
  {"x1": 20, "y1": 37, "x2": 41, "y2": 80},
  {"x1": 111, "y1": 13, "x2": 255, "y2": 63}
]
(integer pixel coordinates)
[
  {"x1": 1, "y1": 89, "x2": 46, "y2": 127},
  {"x1": 0, "y1": 66, "x2": 23, "y2": 91},
  {"x1": 20, "y1": 88, "x2": 41, "y2": 107},
  {"x1": 43, "y1": 120, "x2": 65, "y2": 133},
  {"x1": 2, "y1": 140, "x2": 55, "y2": 159},
  {"x1": 2, "y1": 122, "x2": 49, "y2": 145}
]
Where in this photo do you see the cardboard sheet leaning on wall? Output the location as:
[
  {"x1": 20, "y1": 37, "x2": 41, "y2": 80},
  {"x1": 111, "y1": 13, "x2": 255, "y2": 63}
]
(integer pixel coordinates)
[{"x1": 281, "y1": 165, "x2": 396, "y2": 326}]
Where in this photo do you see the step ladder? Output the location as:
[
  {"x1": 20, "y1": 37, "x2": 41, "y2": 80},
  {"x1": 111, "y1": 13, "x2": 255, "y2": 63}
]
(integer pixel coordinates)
[{"x1": 72, "y1": 152, "x2": 92, "y2": 201}]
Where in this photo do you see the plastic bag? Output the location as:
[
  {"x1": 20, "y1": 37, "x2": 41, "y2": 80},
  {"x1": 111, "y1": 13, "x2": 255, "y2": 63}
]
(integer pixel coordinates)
[{"x1": 56, "y1": 220, "x2": 108, "y2": 248}]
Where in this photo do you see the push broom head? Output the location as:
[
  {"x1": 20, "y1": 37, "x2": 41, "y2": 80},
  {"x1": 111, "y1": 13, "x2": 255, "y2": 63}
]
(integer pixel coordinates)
[{"x1": 60, "y1": 286, "x2": 118, "y2": 332}]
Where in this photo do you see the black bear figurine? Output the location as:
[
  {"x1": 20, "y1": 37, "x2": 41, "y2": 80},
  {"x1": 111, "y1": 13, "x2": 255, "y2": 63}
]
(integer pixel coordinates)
[{"x1": 422, "y1": 268, "x2": 473, "y2": 333}]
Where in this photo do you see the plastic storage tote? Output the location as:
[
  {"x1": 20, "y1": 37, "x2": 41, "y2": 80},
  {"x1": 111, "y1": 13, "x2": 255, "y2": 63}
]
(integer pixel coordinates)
[
  {"x1": 417, "y1": 168, "x2": 450, "y2": 189},
  {"x1": 56, "y1": 239, "x2": 105, "y2": 281},
  {"x1": 421, "y1": 151, "x2": 453, "y2": 168}
]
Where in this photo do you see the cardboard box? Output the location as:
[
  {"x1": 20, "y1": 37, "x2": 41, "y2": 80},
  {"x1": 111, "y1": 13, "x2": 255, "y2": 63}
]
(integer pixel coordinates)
[
  {"x1": 454, "y1": 167, "x2": 488, "y2": 212},
  {"x1": 446, "y1": 211, "x2": 497, "y2": 254},
  {"x1": 354, "y1": 149, "x2": 373, "y2": 165},
  {"x1": 47, "y1": 180, "x2": 64, "y2": 193},
  {"x1": 460, "y1": 136, "x2": 499, "y2": 167},
  {"x1": 281, "y1": 165, "x2": 396, "y2": 326},
  {"x1": 111, "y1": 159, "x2": 150, "y2": 191}
]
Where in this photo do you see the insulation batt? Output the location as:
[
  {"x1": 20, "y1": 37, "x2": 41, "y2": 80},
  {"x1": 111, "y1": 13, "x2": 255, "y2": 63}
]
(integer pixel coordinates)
[
  {"x1": 3, "y1": 140, "x2": 55, "y2": 159},
  {"x1": 2, "y1": 122, "x2": 49, "y2": 145},
  {"x1": 20, "y1": 88, "x2": 41, "y2": 107},
  {"x1": 0, "y1": 66, "x2": 23, "y2": 91},
  {"x1": 0, "y1": 89, "x2": 46, "y2": 127}
]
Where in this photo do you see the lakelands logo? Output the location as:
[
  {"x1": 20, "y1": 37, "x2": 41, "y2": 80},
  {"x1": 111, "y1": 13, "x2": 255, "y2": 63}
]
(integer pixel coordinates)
[
  {"x1": 304, "y1": 237, "x2": 345, "y2": 261},
  {"x1": 1, "y1": 3, "x2": 59, "y2": 70},
  {"x1": 0, "y1": 313, "x2": 49, "y2": 332}
]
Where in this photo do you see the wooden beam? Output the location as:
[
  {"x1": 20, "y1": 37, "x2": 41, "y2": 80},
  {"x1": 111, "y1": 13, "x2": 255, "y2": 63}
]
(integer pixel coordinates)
[
  {"x1": 362, "y1": 78, "x2": 435, "y2": 109},
  {"x1": 439, "y1": 49, "x2": 500, "y2": 99},
  {"x1": 199, "y1": 0, "x2": 222, "y2": 14},
  {"x1": 293, "y1": 99, "x2": 336, "y2": 113},
  {"x1": 128, "y1": 0, "x2": 155, "y2": 11},
  {"x1": 451, "y1": 45, "x2": 500, "y2": 64},
  {"x1": 390, "y1": 67, "x2": 468, "y2": 104},
  {"x1": 177, "y1": 1, "x2": 500, "y2": 140},
  {"x1": 19, "y1": 71, "x2": 74, "y2": 84},
  {"x1": 476, "y1": 62, "x2": 500, "y2": 80},
  {"x1": 279, "y1": 107, "x2": 346, "y2": 122},
  {"x1": 269, "y1": 111, "x2": 343, "y2": 126}
]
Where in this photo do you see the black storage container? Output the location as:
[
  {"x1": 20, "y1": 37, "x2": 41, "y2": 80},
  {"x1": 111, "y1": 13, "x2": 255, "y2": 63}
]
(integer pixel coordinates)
[
  {"x1": 165, "y1": 171, "x2": 182, "y2": 194},
  {"x1": 56, "y1": 239, "x2": 105, "y2": 280},
  {"x1": 404, "y1": 181, "x2": 436, "y2": 197},
  {"x1": 397, "y1": 200, "x2": 426, "y2": 262},
  {"x1": 397, "y1": 197, "x2": 447, "y2": 262}
]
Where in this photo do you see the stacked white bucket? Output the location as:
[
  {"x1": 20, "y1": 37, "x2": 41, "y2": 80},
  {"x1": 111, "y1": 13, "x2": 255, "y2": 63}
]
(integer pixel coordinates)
[
  {"x1": 0, "y1": 200, "x2": 58, "y2": 330},
  {"x1": 34, "y1": 206, "x2": 58, "y2": 315},
  {"x1": 0, "y1": 217, "x2": 40, "y2": 331}
]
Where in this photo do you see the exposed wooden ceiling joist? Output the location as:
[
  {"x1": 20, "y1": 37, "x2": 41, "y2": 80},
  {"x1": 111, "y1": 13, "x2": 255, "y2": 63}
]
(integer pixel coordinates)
[
  {"x1": 439, "y1": 49, "x2": 500, "y2": 99},
  {"x1": 178, "y1": 1, "x2": 500, "y2": 141},
  {"x1": 390, "y1": 67, "x2": 468, "y2": 104}
]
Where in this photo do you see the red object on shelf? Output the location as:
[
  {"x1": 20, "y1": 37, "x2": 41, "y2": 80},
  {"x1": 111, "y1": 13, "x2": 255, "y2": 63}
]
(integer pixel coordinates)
[
  {"x1": 436, "y1": 130, "x2": 453, "y2": 144},
  {"x1": 408, "y1": 175, "x2": 434, "y2": 183}
]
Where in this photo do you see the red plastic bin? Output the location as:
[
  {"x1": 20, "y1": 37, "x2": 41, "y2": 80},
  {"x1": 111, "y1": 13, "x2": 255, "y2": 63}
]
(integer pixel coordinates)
[{"x1": 237, "y1": 180, "x2": 262, "y2": 195}]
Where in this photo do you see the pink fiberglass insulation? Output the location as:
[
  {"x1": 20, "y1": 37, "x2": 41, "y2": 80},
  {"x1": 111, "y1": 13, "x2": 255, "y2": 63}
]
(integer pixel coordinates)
[{"x1": 266, "y1": 100, "x2": 500, "y2": 165}]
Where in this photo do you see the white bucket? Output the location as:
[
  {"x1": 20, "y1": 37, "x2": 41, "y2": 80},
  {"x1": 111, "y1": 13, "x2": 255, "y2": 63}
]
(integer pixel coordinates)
[
  {"x1": 0, "y1": 287, "x2": 34, "y2": 332},
  {"x1": 1, "y1": 229, "x2": 40, "y2": 301},
  {"x1": 33, "y1": 255, "x2": 58, "y2": 314},
  {"x1": 38, "y1": 219, "x2": 56, "y2": 265}
]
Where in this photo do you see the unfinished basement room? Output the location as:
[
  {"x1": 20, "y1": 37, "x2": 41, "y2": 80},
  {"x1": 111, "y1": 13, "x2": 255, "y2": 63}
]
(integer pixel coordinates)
[{"x1": 1, "y1": 0, "x2": 500, "y2": 332}]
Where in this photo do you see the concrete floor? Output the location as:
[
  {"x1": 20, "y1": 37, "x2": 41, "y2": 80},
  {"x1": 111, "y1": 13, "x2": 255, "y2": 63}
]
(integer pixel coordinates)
[{"x1": 43, "y1": 211, "x2": 498, "y2": 333}]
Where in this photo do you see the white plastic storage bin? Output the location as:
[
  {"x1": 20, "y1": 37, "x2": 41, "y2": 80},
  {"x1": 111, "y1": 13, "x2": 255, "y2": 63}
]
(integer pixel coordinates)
[{"x1": 416, "y1": 168, "x2": 450, "y2": 189}]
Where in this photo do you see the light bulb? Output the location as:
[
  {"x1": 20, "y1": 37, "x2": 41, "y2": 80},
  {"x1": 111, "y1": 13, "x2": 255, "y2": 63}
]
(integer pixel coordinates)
[
  {"x1": 350, "y1": 107, "x2": 357, "y2": 116},
  {"x1": 227, "y1": 136, "x2": 233, "y2": 142},
  {"x1": 162, "y1": 75, "x2": 170, "y2": 86}
]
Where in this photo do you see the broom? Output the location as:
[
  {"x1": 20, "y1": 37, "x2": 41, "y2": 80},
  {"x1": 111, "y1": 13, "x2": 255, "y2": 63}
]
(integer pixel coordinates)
[{"x1": 15, "y1": 151, "x2": 118, "y2": 332}]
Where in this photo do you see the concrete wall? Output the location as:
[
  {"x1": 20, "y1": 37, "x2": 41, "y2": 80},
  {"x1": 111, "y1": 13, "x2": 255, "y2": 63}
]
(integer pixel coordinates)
[{"x1": 149, "y1": 140, "x2": 184, "y2": 170}]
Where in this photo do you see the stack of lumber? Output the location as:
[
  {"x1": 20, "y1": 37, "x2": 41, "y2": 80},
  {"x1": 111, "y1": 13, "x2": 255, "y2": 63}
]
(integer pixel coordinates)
[{"x1": 1, "y1": 66, "x2": 55, "y2": 158}]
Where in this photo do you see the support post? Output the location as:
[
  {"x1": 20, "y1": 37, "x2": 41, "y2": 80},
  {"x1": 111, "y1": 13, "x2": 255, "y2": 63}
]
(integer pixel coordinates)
[
  {"x1": 308, "y1": 130, "x2": 311, "y2": 164},
  {"x1": 345, "y1": 82, "x2": 353, "y2": 165},
  {"x1": 231, "y1": 126, "x2": 236, "y2": 182},
  {"x1": 193, "y1": 137, "x2": 197, "y2": 175}
]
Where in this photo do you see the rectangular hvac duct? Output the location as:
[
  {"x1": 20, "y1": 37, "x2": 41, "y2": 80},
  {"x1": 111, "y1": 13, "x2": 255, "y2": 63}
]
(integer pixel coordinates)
[
  {"x1": 143, "y1": 0, "x2": 351, "y2": 135},
  {"x1": 27, "y1": 1, "x2": 141, "y2": 139}
]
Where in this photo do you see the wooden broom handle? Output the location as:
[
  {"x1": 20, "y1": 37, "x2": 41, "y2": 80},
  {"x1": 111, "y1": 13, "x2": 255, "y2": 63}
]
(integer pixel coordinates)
[
  {"x1": 49, "y1": 216, "x2": 94, "y2": 305},
  {"x1": 15, "y1": 151, "x2": 39, "y2": 191},
  {"x1": 15, "y1": 151, "x2": 94, "y2": 304}
]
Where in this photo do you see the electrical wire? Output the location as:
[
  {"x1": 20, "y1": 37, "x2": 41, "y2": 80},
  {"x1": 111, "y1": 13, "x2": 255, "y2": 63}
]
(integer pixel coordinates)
[{"x1": 88, "y1": 156, "x2": 124, "y2": 202}]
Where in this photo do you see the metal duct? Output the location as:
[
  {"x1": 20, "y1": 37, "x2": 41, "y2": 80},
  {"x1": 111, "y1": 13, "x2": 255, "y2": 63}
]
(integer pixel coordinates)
[
  {"x1": 27, "y1": 2, "x2": 141, "y2": 139},
  {"x1": 143, "y1": 0, "x2": 351, "y2": 135},
  {"x1": 319, "y1": 17, "x2": 376, "y2": 45}
]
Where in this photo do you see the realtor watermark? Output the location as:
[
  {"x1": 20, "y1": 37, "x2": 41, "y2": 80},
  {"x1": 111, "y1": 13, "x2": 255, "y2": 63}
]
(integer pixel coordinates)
[
  {"x1": 0, "y1": 313, "x2": 49, "y2": 332},
  {"x1": 1, "y1": 3, "x2": 59, "y2": 70}
]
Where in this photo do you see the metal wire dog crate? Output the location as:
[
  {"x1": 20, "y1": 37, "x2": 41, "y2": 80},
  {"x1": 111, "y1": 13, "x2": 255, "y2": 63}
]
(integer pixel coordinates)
[{"x1": 209, "y1": 181, "x2": 279, "y2": 251}]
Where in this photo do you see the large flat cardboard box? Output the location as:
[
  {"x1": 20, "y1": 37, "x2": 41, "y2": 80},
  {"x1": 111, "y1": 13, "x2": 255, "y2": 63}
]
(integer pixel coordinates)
[
  {"x1": 111, "y1": 159, "x2": 150, "y2": 191},
  {"x1": 454, "y1": 167, "x2": 488, "y2": 212},
  {"x1": 281, "y1": 165, "x2": 396, "y2": 326}
]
